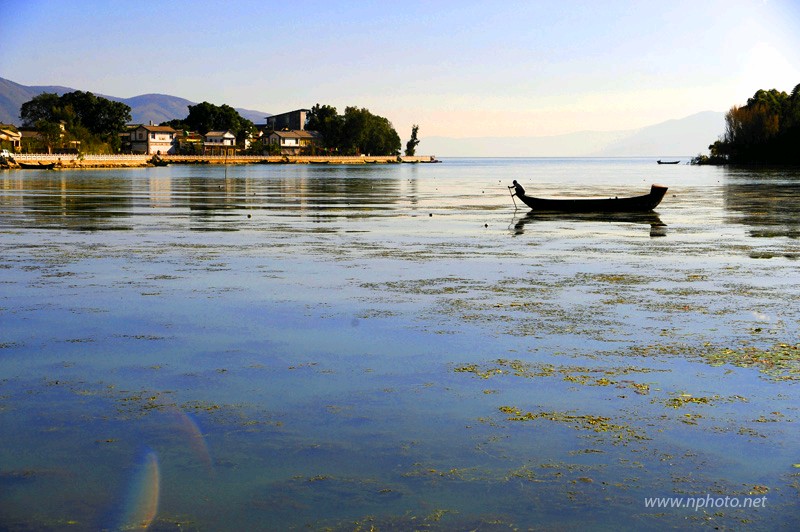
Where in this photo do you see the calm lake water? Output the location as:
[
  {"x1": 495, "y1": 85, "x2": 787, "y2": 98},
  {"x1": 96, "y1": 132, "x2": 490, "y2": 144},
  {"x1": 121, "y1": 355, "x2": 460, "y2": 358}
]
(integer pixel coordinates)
[{"x1": 1, "y1": 158, "x2": 799, "y2": 530}]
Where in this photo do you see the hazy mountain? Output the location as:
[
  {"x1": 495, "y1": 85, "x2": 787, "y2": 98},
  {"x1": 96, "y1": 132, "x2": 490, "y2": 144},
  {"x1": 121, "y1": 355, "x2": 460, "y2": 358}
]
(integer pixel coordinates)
[
  {"x1": 418, "y1": 130, "x2": 630, "y2": 158},
  {"x1": 2, "y1": 76, "x2": 724, "y2": 156},
  {"x1": 418, "y1": 111, "x2": 726, "y2": 157},
  {"x1": 0, "y1": 76, "x2": 270, "y2": 125},
  {"x1": 0, "y1": 77, "x2": 77, "y2": 123},
  {"x1": 592, "y1": 111, "x2": 725, "y2": 157}
]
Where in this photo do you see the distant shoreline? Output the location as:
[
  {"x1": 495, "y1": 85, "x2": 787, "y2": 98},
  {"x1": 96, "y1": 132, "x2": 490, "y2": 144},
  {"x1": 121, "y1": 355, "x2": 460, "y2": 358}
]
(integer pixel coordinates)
[{"x1": 2, "y1": 154, "x2": 440, "y2": 169}]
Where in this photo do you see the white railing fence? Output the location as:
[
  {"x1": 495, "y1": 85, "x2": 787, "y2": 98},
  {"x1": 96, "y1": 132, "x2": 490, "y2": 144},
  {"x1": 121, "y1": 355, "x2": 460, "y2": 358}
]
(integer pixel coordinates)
[{"x1": 11, "y1": 153, "x2": 149, "y2": 161}]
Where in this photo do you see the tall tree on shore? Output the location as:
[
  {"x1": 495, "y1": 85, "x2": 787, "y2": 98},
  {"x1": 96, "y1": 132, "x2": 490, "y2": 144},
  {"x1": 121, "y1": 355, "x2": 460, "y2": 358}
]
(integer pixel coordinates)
[
  {"x1": 715, "y1": 83, "x2": 800, "y2": 164},
  {"x1": 183, "y1": 102, "x2": 254, "y2": 142},
  {"x1": 306, "y1": 103, "x2": 401, "y2": 156},
  {"x1": 306, "y1": 104, "x2": 344, "y2": 153},
  {"x1": 19, "y1": 93, "x2": 63, "y2": 125},
  {"x1": 405, "y1": 125, "x2": 420, "y2": 156},
  {"x1": 342, "y1": 106, "x2": 401, "y2": 155},
  {"x1": 20, "y1": 91, "x2": 131, "y2": 152},
  {"x1": 60, "y1": 91, "x2": 131, "y2": 136}
]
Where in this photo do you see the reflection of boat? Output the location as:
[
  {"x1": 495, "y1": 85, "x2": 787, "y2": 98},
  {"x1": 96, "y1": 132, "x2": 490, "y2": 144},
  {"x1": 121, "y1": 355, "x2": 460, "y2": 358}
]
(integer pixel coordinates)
[
  {"x1": 513, "y1": 211, "x2": 667, "y2": 237},
  {"x1": 516, "y1": 184, "x2": 668, "y2": 213},
  {"x1": 657, "y1": 160, "x2": 680, "y2": 164},
  {"x1": 19, "y1": 162, "x2": 56, "y2": 170}
]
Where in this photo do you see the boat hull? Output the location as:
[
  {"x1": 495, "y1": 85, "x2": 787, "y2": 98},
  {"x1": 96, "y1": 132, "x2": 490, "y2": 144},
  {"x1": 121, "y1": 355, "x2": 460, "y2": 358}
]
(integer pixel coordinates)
[
  {"x1": 19, "y1": 162, "x2": 56, "y2": 170},
  {"x1": 517, "y1": 184, "x2": 668, "y2": 213}
]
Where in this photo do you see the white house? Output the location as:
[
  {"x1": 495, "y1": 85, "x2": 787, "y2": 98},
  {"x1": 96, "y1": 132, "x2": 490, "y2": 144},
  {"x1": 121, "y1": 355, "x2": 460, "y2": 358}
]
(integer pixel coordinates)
[
  {"x1": 0, "y1": 126, "x2": 21, "y2": 152},
  {"x1": 204, "y1": 130, "x2": 236, "y2": 156},
  {"x1": 130, "y1": 125, "x2": 177, "y2": 155},
  {"x1": 267, "y1": 129, "x2": 322, "y2": 155}
]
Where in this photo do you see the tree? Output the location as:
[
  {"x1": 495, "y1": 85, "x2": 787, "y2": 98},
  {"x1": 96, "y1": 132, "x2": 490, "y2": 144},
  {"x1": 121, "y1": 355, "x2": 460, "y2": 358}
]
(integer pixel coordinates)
[
  {"x1": 341, "y1": 106, "x2": 400, "y2": 155},
  {"x1": 20, "y1": 91, "x2": 131, "y2": 153},
  {"x1": 22, "y1": 91, "x2": 131, "y2": 138},
  {"x1": 710, "y1": 84, "x2": 800, "y2": 164},
  {"x1": 405, "y1": 125, "x2": 420, "y2": 156},
  {"x1": 161, "y1": 118, "x2": 191, "y2": 131},
  {"x1": 183, "y1": 101, "x2": 254, "y2": 142},
  {"x1": 306, "y1": 104, "x2": 344, "y2": 153},
  {"x1": 33, "y1": 119, "x2": 64, "y2": 154},
  {"x1": 20, "y1": 93, "x2": 63, "y2": 125},
  {"x1": 305, "y1": 104, "x2": 400, "y2": 156}
]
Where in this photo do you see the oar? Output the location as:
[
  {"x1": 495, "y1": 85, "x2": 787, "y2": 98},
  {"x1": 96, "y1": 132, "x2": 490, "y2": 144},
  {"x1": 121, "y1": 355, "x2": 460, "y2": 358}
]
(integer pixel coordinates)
[{"x1": 508, "y1": 185, "x2": 518, "y2": 210}]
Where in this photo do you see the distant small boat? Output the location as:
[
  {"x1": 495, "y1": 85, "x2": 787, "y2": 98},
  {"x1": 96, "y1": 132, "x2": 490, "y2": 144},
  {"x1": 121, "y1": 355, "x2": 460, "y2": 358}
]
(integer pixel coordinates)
[
  {"x1": 19, "y1": 162, "x2": 56, "y2": 170},
  {"x1": 657, "y1": 160, "x2": 680, "y2": 164},
  {"x1": 515, "y1": 184, "x2": 668, "y2": 213}
]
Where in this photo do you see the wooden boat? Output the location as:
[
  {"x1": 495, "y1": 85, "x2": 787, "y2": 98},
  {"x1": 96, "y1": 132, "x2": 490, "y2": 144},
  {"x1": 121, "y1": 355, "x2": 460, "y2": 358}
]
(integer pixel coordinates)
[
  {"x1": 515, "y1": 184, "x2": 668, "y2": 213},
  {"x1": 657, "y1": 160, "x2": 680, "y2": 164},
  {"x1": 19, "y1": 162, "x2": 56, "y2": 170}
]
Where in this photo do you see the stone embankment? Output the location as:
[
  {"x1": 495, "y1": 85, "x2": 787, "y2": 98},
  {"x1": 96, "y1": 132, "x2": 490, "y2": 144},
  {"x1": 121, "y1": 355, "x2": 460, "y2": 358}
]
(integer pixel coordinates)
[{"x1": 3, "y1": 154, "x2": 440, "y2": 168}]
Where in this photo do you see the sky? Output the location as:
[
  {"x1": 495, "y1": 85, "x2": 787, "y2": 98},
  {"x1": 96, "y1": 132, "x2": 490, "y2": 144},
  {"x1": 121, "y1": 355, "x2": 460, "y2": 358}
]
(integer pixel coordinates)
[{"x1": 1, "y1": 0, "x2": 799, "y2": 139}]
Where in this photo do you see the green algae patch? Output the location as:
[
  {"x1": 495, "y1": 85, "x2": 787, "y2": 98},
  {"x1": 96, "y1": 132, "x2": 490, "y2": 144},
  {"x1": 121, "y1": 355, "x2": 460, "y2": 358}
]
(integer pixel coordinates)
[
  {"x1": 582, "y1": 272, "x2": 654, "y2": 285},
  {"x1": 453, "y1": 364, "x2": 506, "y2": 379},
  {"x1": 703, "y1": 343, "x2": 800, "y2": 381},
  {"x1": 609, "y1": 341, "x2": 800, "y2": 382},
  {"x1": 453, "y1": 359, "x2": 661, "y2": 392},
  {"x1": 658, "y1": 391, "x2": 744, "y2": 409},
  {"x1": 401, "y1": 463, "x2": 482, "y2": 482},
  {"x1": 498, "y1": 406, "x2": 648, "y2": 444}
]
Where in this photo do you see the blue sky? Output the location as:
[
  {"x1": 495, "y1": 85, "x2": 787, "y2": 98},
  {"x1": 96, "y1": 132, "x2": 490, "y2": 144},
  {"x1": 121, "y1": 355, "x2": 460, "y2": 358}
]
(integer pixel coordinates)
[{"x1": 1, "y1": 0, "x2": 798, "y2": 138}]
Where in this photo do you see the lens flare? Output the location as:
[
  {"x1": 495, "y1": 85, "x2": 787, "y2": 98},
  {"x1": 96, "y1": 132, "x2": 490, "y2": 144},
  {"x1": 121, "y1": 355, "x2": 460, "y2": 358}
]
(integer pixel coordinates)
[
  {"x1": 167, "y1": 407, "x2": 215, "y2": 476},
  {"x1": 118, "y1": 449, "x2": 160, "y2": 530}
]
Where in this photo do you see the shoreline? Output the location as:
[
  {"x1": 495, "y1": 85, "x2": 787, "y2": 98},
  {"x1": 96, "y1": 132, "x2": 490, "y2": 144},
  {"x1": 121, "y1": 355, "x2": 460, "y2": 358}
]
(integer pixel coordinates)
[{"x1": 1, "y1": 154, "x2": 441, "y2": 169}]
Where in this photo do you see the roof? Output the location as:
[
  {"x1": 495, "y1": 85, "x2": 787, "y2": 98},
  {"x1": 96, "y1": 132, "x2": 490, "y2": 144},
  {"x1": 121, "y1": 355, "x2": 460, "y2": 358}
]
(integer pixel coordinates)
[
  {"x1": 269, "y1": 129, "x2": 322, "y2": 139},
  {"x1": 268, "y1": 109, "x2": 311, "y2": 117},
  {"x1": 137, "y1": 125, "x2": 176, "y2": 133},
  {"x1": 205, "y1": 130, "x2": 236, "y2": 138}
]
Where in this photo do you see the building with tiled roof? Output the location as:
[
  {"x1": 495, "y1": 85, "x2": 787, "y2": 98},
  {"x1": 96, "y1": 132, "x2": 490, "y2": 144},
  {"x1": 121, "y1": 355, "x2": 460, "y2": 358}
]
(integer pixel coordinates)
[{"x1": 129, "y1": 124, "x2": 177, "y2": 154}]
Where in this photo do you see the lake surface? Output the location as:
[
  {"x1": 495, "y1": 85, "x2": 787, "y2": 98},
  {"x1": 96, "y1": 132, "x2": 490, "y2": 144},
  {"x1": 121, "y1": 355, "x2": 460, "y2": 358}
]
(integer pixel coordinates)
[{"x1": 1, "y1": 158, "x2": 799, "y2": 530}]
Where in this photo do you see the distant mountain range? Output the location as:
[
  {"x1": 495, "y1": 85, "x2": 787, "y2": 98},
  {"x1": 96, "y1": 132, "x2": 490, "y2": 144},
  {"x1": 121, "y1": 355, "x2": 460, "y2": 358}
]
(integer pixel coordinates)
[
  {"x1": 418, "y1": 110, "x2": 726, "y2": 157},
  {"x1": 1, "y1": 76, "x2": 724, "y2": 157},
  {"x1": 0, "y1": 77, "x2": 271, "y2": 126}
]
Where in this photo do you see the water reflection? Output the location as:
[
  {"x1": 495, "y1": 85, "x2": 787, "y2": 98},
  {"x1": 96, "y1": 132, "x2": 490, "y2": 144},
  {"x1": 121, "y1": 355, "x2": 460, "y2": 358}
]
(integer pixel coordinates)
[
  {"x1": 2, "y1": 174, "x2": 134, "y2": 230},
  {"x1": 723, "y1": 181, "x2": 800, "y2": 239},
  {"x1": 511, "y1": 211, "x2": 667, "y2": 237},
  {"x1": 3, "y1": 160, "x2": 800, "y2": 530},
  {"x1": 0, "y1": 169, "x2": 418, "y2": 231}
]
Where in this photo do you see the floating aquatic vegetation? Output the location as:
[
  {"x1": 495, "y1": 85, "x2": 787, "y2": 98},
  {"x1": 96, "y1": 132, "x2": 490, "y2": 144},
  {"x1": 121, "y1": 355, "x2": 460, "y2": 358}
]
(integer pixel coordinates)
[
  {"x1": 661, "y1": 393, "x2": 722, "y2": 409},
  {"x1": 497, "y1": 406, "x2": 648, "y2": 444},
  {"x1": 453, "y1": 359, "x2": 662, "y2": 394},
  {"x1": 703, "y1": 343, "x2": 800, "y2": 380},
  {"x1": 580, "y1": 272, "x2": 654, "y2": 285}
]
